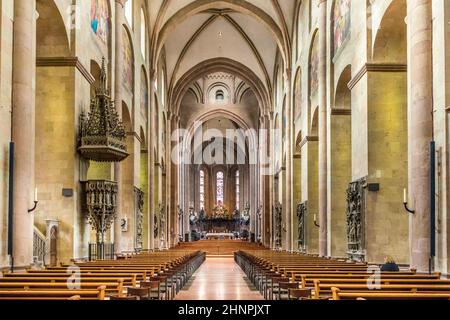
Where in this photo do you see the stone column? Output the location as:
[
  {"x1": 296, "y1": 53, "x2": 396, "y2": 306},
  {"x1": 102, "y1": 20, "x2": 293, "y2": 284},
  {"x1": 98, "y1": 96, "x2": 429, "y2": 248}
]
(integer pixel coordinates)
[
  {"x1": 148, "y1": 70, "x2": 156, "y2": 250},
  {"x1": 114, "y1": 0, "x2": 126, "y2": 253},
  {"x1": 169, "y1": 114, "x2": 179, "y2": 247},
  {"x1": 318, "y1": 0, "x2": 328, "y2": 257},
  {"x1": 268, "y1": 114, "x2": 275, "y2": 249},
  {"x1": 12, "y1": 0, "x2": 36, "y2": 268},
  {"x1": 165, "y1": 114, "x2": 172, "y2": 248},
  {"x1": 407, "y1": 0, "x2": 433, "y2": 272},
  {"x1": 284, "y1": 69, "x2": 293, "y2": 252}
]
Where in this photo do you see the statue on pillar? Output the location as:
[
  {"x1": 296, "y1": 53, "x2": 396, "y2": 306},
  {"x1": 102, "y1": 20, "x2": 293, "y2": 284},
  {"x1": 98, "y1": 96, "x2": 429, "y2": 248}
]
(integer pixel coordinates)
[
  {"x1": 346, "y1": 178, "x2": 366, "y2": 261},
  {"x1": 189, "y1": 205, "x2": 198, "y2": 225},
  {"x1": 159, "y1": 204, "x2": 166, "y2": 249},
  {"x1": 273, "y1": 202, "x2": 282, "y2": 249},
  {"x1": 241, "y1": 202, "x2": 250, "y2": 225},
  {"x1": 296, "y1": 202, "x2": 307, "y2": 252}
]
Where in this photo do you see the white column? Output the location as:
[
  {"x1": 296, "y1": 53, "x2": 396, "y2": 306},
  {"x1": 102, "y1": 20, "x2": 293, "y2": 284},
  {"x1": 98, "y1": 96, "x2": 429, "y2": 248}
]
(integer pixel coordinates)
[
  {"x1": 408, "y1": 0, "x2": 433, "y2": 272},
  {"x1": 12, "y1": 0, "x2": 36, "y2": 268},
  {"x1": 114, "y1": 0, "x2": 127, "y2": 253},
  {"x1": 318, "y1": 0, "x2": 328, "y2": 257}
]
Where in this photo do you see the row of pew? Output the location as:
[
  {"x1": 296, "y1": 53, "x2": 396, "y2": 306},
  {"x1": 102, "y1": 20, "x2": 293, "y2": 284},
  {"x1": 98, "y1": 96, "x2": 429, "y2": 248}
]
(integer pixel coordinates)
[
  {"x1": 0, "y1": 250, "x2": 205, "y2": 300},
  {"x1": 235, "y1": 250, "x2": 450, "y2": 300}
]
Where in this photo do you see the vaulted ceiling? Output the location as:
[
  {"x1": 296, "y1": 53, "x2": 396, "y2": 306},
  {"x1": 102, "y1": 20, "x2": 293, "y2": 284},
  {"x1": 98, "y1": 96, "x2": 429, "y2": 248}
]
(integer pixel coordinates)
[{"x1": 148, "y1": 0, "x2": 297, "y2": 113}]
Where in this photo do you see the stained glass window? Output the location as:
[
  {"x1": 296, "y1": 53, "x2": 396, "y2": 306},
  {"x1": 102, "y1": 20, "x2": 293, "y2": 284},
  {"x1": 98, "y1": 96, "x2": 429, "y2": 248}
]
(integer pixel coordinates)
[
  {"x1": 216, "y1": 171, "x2": 224, "y2": 204},
  {"x1": 235, "y1": 170, "x2": 240, "y2": 210},
  {"x1": 199, "y1": 170, "x2": 205, "y2": 209}
]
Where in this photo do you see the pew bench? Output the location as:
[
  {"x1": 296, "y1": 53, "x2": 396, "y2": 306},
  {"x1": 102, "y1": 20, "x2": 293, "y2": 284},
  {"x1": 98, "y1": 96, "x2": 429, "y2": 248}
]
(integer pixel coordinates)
[
  {"x1": 331, "y1": 287, "x2": 450, "y2": 300},
  {"x1": 314, "y1": 281, "x2": 450, "y2": 298},
  {"x1": 0, "y1": 286, "x2": 106, "y2": 300},
  {"x1": 0, "y1": 279, "x2": 123, "y2": 295}
]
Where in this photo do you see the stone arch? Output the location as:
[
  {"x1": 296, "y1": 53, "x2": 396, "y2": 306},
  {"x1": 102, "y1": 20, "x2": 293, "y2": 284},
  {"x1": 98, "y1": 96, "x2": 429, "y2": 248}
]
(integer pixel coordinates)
[
  {"x1": 364, "y1": 0, "x2": 408, "y2": 263},
  {"x1": 122, "y1": 101, "x2": 133, "y2": 132},
  {"x1": 141, "y1": 66, "x2": 149, "y2": 123},
  {"x1": 122, "y1": 25, "x2": 135, "y2": 95},
  {"x1": 184, "y1": 109, "x2": 257, "y2": 160},
  {"x1": 172, "y1": 58, "x2": 270, "y2": 115},
  {"x1": 140, "y1": 3, "x2": 149, "y2": 59},
  {"x1": 186, "y1": 88, "x2": 201, "y2": 104},
  {"x1": 140, "y1": 126, "x2": 146, "y2": 147},
  {"x1": 308, "y1": 29, "x2": 320, "y2": 113},
  {"x1": 310, "y1": 107, "x2": 319, "y2": 136},
  {"x1": 373, "y1": 0, "x2": 407, "y2": 63},
  {"x1": 36, "y1": 0, "x2": 70, "y2": 57},
  {"x1": 330, "y1": 65, "x2": 352, "y2": 257},
  {"x1": 293, "y1": 67, "x2": 302, "y2": 120},
  {"x1": 34, "y1": 0, "x2": 76, "y2": 264},
  {"x1": 206, "y1": 82, "x2": 232, "y2": 104},
  {"x1": 334, "y1": 65, "x2": 351, "y2": 109},
  {"x1": 90, "y1": 60, "x2": 103, "y2": 96},
  {"x1": 154, "y1": 93, "x2": 160, "y2": 150}
]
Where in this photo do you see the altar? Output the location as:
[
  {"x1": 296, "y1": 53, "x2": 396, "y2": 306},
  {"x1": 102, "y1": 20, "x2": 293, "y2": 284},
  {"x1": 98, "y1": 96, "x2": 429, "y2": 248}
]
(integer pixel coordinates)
[
  {"x1": 205, "y1": 233, "x2": 236, "y2": 240},
  {"x1": 190, "y1": 202, "x2": 250, "y2": 238}
]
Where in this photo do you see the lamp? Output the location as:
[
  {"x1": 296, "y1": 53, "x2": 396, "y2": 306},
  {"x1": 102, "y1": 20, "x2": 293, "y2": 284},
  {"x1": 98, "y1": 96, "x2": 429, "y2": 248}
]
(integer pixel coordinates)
[
  {"x1": 403, "y1": 188, "x2": 415, "y2": 214},
  {"x1": 28, "y1": 187, "x2": 39, "y2": 213},
  {"x1": 313, "y1": 214, "x2": 320, "y2": 228}
]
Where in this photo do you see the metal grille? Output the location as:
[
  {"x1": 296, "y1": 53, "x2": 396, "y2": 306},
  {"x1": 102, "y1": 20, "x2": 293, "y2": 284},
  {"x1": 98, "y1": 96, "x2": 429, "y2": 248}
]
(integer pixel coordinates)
[{"x1": 88, "y1": 243, "x2": 115, "y2": 261}]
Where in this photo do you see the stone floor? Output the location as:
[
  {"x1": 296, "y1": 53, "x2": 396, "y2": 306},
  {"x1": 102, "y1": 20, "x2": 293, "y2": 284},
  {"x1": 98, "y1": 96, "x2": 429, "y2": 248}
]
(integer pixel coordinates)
[{"x1": 175, "y1": 257, "x2": 264, "y2": 300}]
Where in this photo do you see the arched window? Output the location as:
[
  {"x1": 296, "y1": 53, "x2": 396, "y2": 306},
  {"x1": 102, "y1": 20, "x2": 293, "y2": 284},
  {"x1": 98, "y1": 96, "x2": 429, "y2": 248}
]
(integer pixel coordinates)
[
  {"x1": 235, "y1": 170, "x2": 240, "y2": 210},
  {"x1": 140, "y1": 8, "x2": 146, "y2": 58},
  {"x1": 216, "y1": 171, "x2": 224, "y2": 205},
  {"x1": 125, "y1": 0, "x2": 133, "y2": 27},
  {"x1": 199, "y1": 170, "x2": 205, "y2": 210},
  {"x1": 215, "y1": 90, "x2": 224, "y2": 102}
]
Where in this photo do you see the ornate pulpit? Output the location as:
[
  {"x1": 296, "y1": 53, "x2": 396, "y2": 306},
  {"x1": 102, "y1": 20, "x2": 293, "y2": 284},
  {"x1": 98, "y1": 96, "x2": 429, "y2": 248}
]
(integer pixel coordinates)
[{"x1": 78, "y1": 58, "x2": 128, "y2": 162}]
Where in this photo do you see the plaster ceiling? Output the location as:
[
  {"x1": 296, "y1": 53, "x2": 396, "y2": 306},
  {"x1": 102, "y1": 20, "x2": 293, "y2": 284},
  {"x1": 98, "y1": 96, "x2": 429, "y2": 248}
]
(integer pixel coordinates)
[{"x1": 150, "y1": 0, "x2": 296, "y2": 105}]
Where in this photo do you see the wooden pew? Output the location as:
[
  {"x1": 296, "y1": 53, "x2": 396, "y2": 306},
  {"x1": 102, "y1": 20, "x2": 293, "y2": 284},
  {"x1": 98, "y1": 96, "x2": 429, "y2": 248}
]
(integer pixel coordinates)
[
  {"x1": 0, "y1": 250, "x2": 205, "y2": 300},
  {"x1": 0, "y1": 286, "x2": 106, "y2": 300},
  {"x1": 331, "y1": 287, "x2": 450, "y2": 300},
  {"x1": 315, "y1": 280, "x2": 450, "y2": 298},
  {"x1": 0, "y1": 275, "x2": 137, "y2": 288},
  {"x1": 236, "y1": 250, "x2": 450, "y2": 301},
  {"x1": 0, "y1": 279, "x2": 123, "y2": 295}
]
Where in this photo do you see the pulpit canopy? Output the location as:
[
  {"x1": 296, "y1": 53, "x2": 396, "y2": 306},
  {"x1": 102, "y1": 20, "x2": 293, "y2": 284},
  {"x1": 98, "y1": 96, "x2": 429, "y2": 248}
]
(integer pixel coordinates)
[{"x1": 78, "y1": 58, "x2": 128, "y2": 162}]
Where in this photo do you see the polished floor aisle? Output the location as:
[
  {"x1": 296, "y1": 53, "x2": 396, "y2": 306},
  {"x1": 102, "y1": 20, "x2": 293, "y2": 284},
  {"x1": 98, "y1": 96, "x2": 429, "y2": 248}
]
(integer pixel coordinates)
[{"x1": 175, "y1": 257, "x2": 264, "y2": 300}]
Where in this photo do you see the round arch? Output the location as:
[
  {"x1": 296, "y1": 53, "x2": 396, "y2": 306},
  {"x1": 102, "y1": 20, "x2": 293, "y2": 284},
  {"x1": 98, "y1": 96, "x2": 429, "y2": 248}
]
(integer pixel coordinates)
[
  {"x1": 182, "y1": 109, "x2": 258, "y2": 167},
  {"x1": 171, "y1": 58, "x2": 270, "y2": 115}
]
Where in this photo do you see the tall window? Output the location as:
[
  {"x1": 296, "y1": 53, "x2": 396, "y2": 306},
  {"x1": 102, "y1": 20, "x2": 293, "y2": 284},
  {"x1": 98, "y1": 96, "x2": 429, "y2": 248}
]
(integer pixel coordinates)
[
  {"x1": 235, "y1": 170, "x2": 240, "y2": 210},
  {"x1": 140, "y1": 8, "x2": 146, "y2": 58},
  {"x1": 216, "y1": 171, "x2": 224, "y2": 205},
  {"x1": 199, "y1": 170, "x2": 205, "y2": 209},
  {"x1": 125, "y1": 0, "x2": 133, "y2": 27}
]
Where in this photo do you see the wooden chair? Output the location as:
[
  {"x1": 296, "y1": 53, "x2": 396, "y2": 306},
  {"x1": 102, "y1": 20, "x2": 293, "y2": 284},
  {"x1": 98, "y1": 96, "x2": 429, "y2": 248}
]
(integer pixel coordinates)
[
  {"x1": 271, "y1": 277, "x2": 290, "y2": 300},
  {"x1": 140, "y1": 281, "x2": 161, "y2": 300},
  {"x1": 288, "y1": 288, "x2": 312, "y2": 300},
  {"x1": 278, "y1": 282, "x2": 300, "y2": 300},
  {"x1": 127, "y1": 287, "x2": 150, "y2": 300}
]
